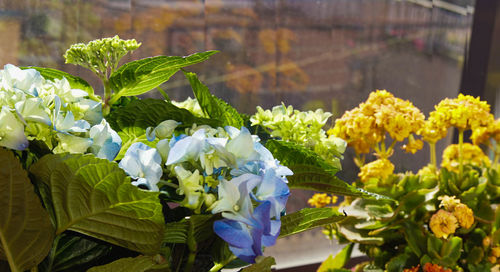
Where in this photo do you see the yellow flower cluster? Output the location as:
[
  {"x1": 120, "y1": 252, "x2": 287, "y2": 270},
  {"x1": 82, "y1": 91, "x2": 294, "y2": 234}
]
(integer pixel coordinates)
[
  {"x1": 441, "y1": 143, "x2": 491, "y2": 172},
  {"x1": 330, "y1": 90, "x2": 425, "y2": 154},
  {"x1": 358, "y1": 158, "x2": 395, "y2": 183},
  {"x1": 421, "y1": 94, "x2": 494, "y2": 143},
  {"x1": 430, "y1": 197, "x2": 474, "y2": 238},
  {"x1": 307, "y1": 193, "x2": 336, "y2": 208},
  {"x1": 471, "y1": 119, "x2": 500, "y2": 145}
]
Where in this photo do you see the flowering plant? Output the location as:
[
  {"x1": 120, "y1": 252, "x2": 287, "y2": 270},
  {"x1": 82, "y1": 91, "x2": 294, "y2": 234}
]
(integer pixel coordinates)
[
  {"x1": 313, "y1": 90, "x2": 500, "y2": 271},
  {"x1": 0, "y1": 36, "x2": 379, "y2": 272}
]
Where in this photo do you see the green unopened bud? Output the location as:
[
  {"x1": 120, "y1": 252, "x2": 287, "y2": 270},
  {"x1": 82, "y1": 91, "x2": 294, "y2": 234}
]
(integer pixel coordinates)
[
  {"x1": 204, "y1": 194, "x2": 216, "y2": 207},
  {"x1": 154, "y1": 120, "x2": 180, "y2": 139}
]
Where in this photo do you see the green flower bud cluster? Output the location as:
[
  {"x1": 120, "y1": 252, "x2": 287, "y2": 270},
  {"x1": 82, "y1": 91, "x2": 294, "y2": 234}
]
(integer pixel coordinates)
[
  {"x1": 250, "y1": 103, "x2": 346, "y2": 168},
  {"x1": 64, "y1": 35, "x2": 141, "y2": 78}
]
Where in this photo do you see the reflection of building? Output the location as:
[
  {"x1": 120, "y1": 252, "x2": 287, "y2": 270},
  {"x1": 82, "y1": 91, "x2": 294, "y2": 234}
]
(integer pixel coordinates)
[{"x1": 0, "y1": 12, "x2": 21, "y2": 65}]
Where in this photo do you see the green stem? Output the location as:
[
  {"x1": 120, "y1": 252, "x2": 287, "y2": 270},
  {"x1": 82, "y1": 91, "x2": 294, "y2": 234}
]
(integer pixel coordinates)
[
  {"x1": 102, "y1": 79, "x2": 112, "y2": 116},
  {"x1": 494, "y1": 143, "x2": 500, "y2": 167},
  {"x1": 184, "y1": 218, "x2": 197, "y2": 272},
  {"x1": 157, "y1": 86, "x2": 170, "y2": 102},
  {"x1": 429, "y1": 142, "x2": 437, "y2": 168},
  {"x1": 208, "y1": 256, "x2": 237, "y2": 272},
  {"x1": 43, "y1": 235, "x2": 61, "y2": 272},
  {"x1": 387, "y1": 140, "x2": 396, "y2": 155},
  {"x1": 458, "y1": 129, "x2": 464, "y2": 178}
]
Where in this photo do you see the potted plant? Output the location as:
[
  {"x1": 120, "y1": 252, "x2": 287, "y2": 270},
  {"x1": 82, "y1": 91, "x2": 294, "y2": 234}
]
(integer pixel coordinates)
[
  {"x1": 309, "y1": 90, "x2": 500, "y2": 271},
  {"x1": 0, "y1": 36, "x2": 379, "y2": 272}
]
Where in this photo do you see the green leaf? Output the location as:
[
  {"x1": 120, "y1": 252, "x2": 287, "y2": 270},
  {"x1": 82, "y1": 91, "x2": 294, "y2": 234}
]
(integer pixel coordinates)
[
  {"x1": 385, "y1": 253, "x2": 411, "y2": 272},
  {"x1": 38, "y1": 232, "x2": 112, "y2": 272},
  {"x1": 318, "y1": 244, "x2": 354, "y2": 271},
  {"x1": 427, "y1": 236, "x2": 443, "y2": 260},
  {"x1": 163, "y1": 215, "x2": 216, "y2": 244},
  {"x1": 403, "y1": 222, "x2": 426, "y2": 257},
  {"x1": 240, "y1": 256, "x2": 275, "y2": 272},
  {"x1": 266, "y1": 140, "x2": 392, "y2": 200},
  {"x1": 466, "y1": 246, "x2": 484, "y2": 265},
  {"x1": 279, "y1": 208, "x2": 345, "y2": 238},
  {"x1": 107, "y1": 99, "x2": 221, "y2": 160},
  {"x1": 440, "y1": 236, "x2": 462, "y2": 264},
  {"x1": 87, "y1": 255, "x2": 170, "y2": 272},
  {"x1": 0, "y1": 148, "x2": 55, "y2": 272},
  {"x1": 29, "y1": 153, "x2": 165, "y2": 254},
  {"x1": 335, "y1": 217, "x2": 384, "y2": 246},
  {"x1": 183, "y1": 71, "x2": 244, "y2": 128},
  {"x1": 109, "y1": 51, "x2": 218, "y2": 103},
  {"x1": 23, "y1": 66, "x2": 96, "y2": 98}
]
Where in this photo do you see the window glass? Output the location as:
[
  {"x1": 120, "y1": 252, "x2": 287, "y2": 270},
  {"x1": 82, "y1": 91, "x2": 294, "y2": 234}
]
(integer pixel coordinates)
[{"x1": 0, "y1": 0, "x2": 475, "y2": 268}]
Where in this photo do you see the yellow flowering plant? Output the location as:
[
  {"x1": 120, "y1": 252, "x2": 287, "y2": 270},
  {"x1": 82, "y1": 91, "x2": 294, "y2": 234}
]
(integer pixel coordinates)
[{"x1": 313, "y1": 90, "x2": 500, "y2": 271}]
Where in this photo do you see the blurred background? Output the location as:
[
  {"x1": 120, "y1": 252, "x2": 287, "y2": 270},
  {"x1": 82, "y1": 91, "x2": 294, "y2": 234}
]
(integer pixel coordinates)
[{"x1": 0, "y1": 0, "x2": 489, "y2": 270}]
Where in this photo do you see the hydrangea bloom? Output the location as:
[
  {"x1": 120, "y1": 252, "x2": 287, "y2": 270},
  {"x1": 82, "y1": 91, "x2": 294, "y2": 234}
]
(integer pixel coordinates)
[
  {"x1": 251, "y1": 103, "x2": 346, "y2": 167},
  {"x1": 161, "y1": 125, "x2": 292, "y2": 263},
  {"x1": 0, "y1": 64, "x2": 110, "y2": 154}
]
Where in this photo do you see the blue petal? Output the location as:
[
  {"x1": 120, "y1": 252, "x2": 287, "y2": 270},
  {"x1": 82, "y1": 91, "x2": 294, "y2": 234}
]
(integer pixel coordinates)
[
  {"x1": 262, "y1": 220, "x2": 281, "y2": 247},
  {"x1": 213, "y1": 219, "x2": 253, "y2": 248},
  {"x1": 229, "y1": 246, "x2": 257, "y2": 264},
  {"x1": 252, "y1": 201, "x2": 271, "y2": 234}
]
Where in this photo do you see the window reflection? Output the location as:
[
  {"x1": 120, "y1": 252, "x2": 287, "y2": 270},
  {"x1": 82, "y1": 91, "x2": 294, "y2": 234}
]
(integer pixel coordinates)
[{"x1": 0, "y1": 0, "x2": 475, "y2": 268}]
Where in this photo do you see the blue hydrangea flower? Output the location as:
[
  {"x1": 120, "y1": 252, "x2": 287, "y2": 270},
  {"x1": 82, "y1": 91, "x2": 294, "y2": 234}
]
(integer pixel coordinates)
[
  {"x1": 119, "y1": 142, "x2": 162, "y2": 191},
  {"x1": 52, "y1": 96, "x2": 90, "y2": 134},
  {"x1": 224, "y1": 126, "x2": 259, "y2": 167},
  {"x1": 166, "y1": 129, "x2": 208, "y2": 165},
  {"x1": 166, "y1": 129, "x2": 230, "y2": 175},
  {"x1": 0, "y1": 106, "x2": 29, "y2": 150},
  {"x1": 210, "y1": 174, "x2": 261, "y2": 224},
  {"x1": 253, "y1": 168, "x2": 290, "y2": 219},
  {"x1": 254, "y1": 142, "x2": 293, "y2": 177},
  {"x1": 213, "y1": 201, "x2": 280, "y2": 263},
  {"x1": 1, "y1": 64, "x2": 43, "y2": 97},
  {"x1": 89, "y1": 119, "x2": 122, "y2": 161},
  {"x1": 14, "y1": 97, "x2": 51, "y2": 126}
]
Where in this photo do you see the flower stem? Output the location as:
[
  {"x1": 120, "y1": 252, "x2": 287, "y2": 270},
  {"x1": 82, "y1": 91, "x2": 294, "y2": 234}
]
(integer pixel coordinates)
[
  {"x1": 184, "y1": 218, "x2": 198, "y2": 272},
  {"x1": 208, "y1": 256, "x2": 237, "y2": 272},
  {"x1": 458, "y1": 129, "x2": 464, "y2": 178},
  {"x1": 429, "y1": 142, "x2": 436, "y2": 168},
  {"x1": 102, "y1": 78, "x2": 112, "y2": 116},
  {"x1": 494, "y1": 143, "x2": 500, "y2": 167}
]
